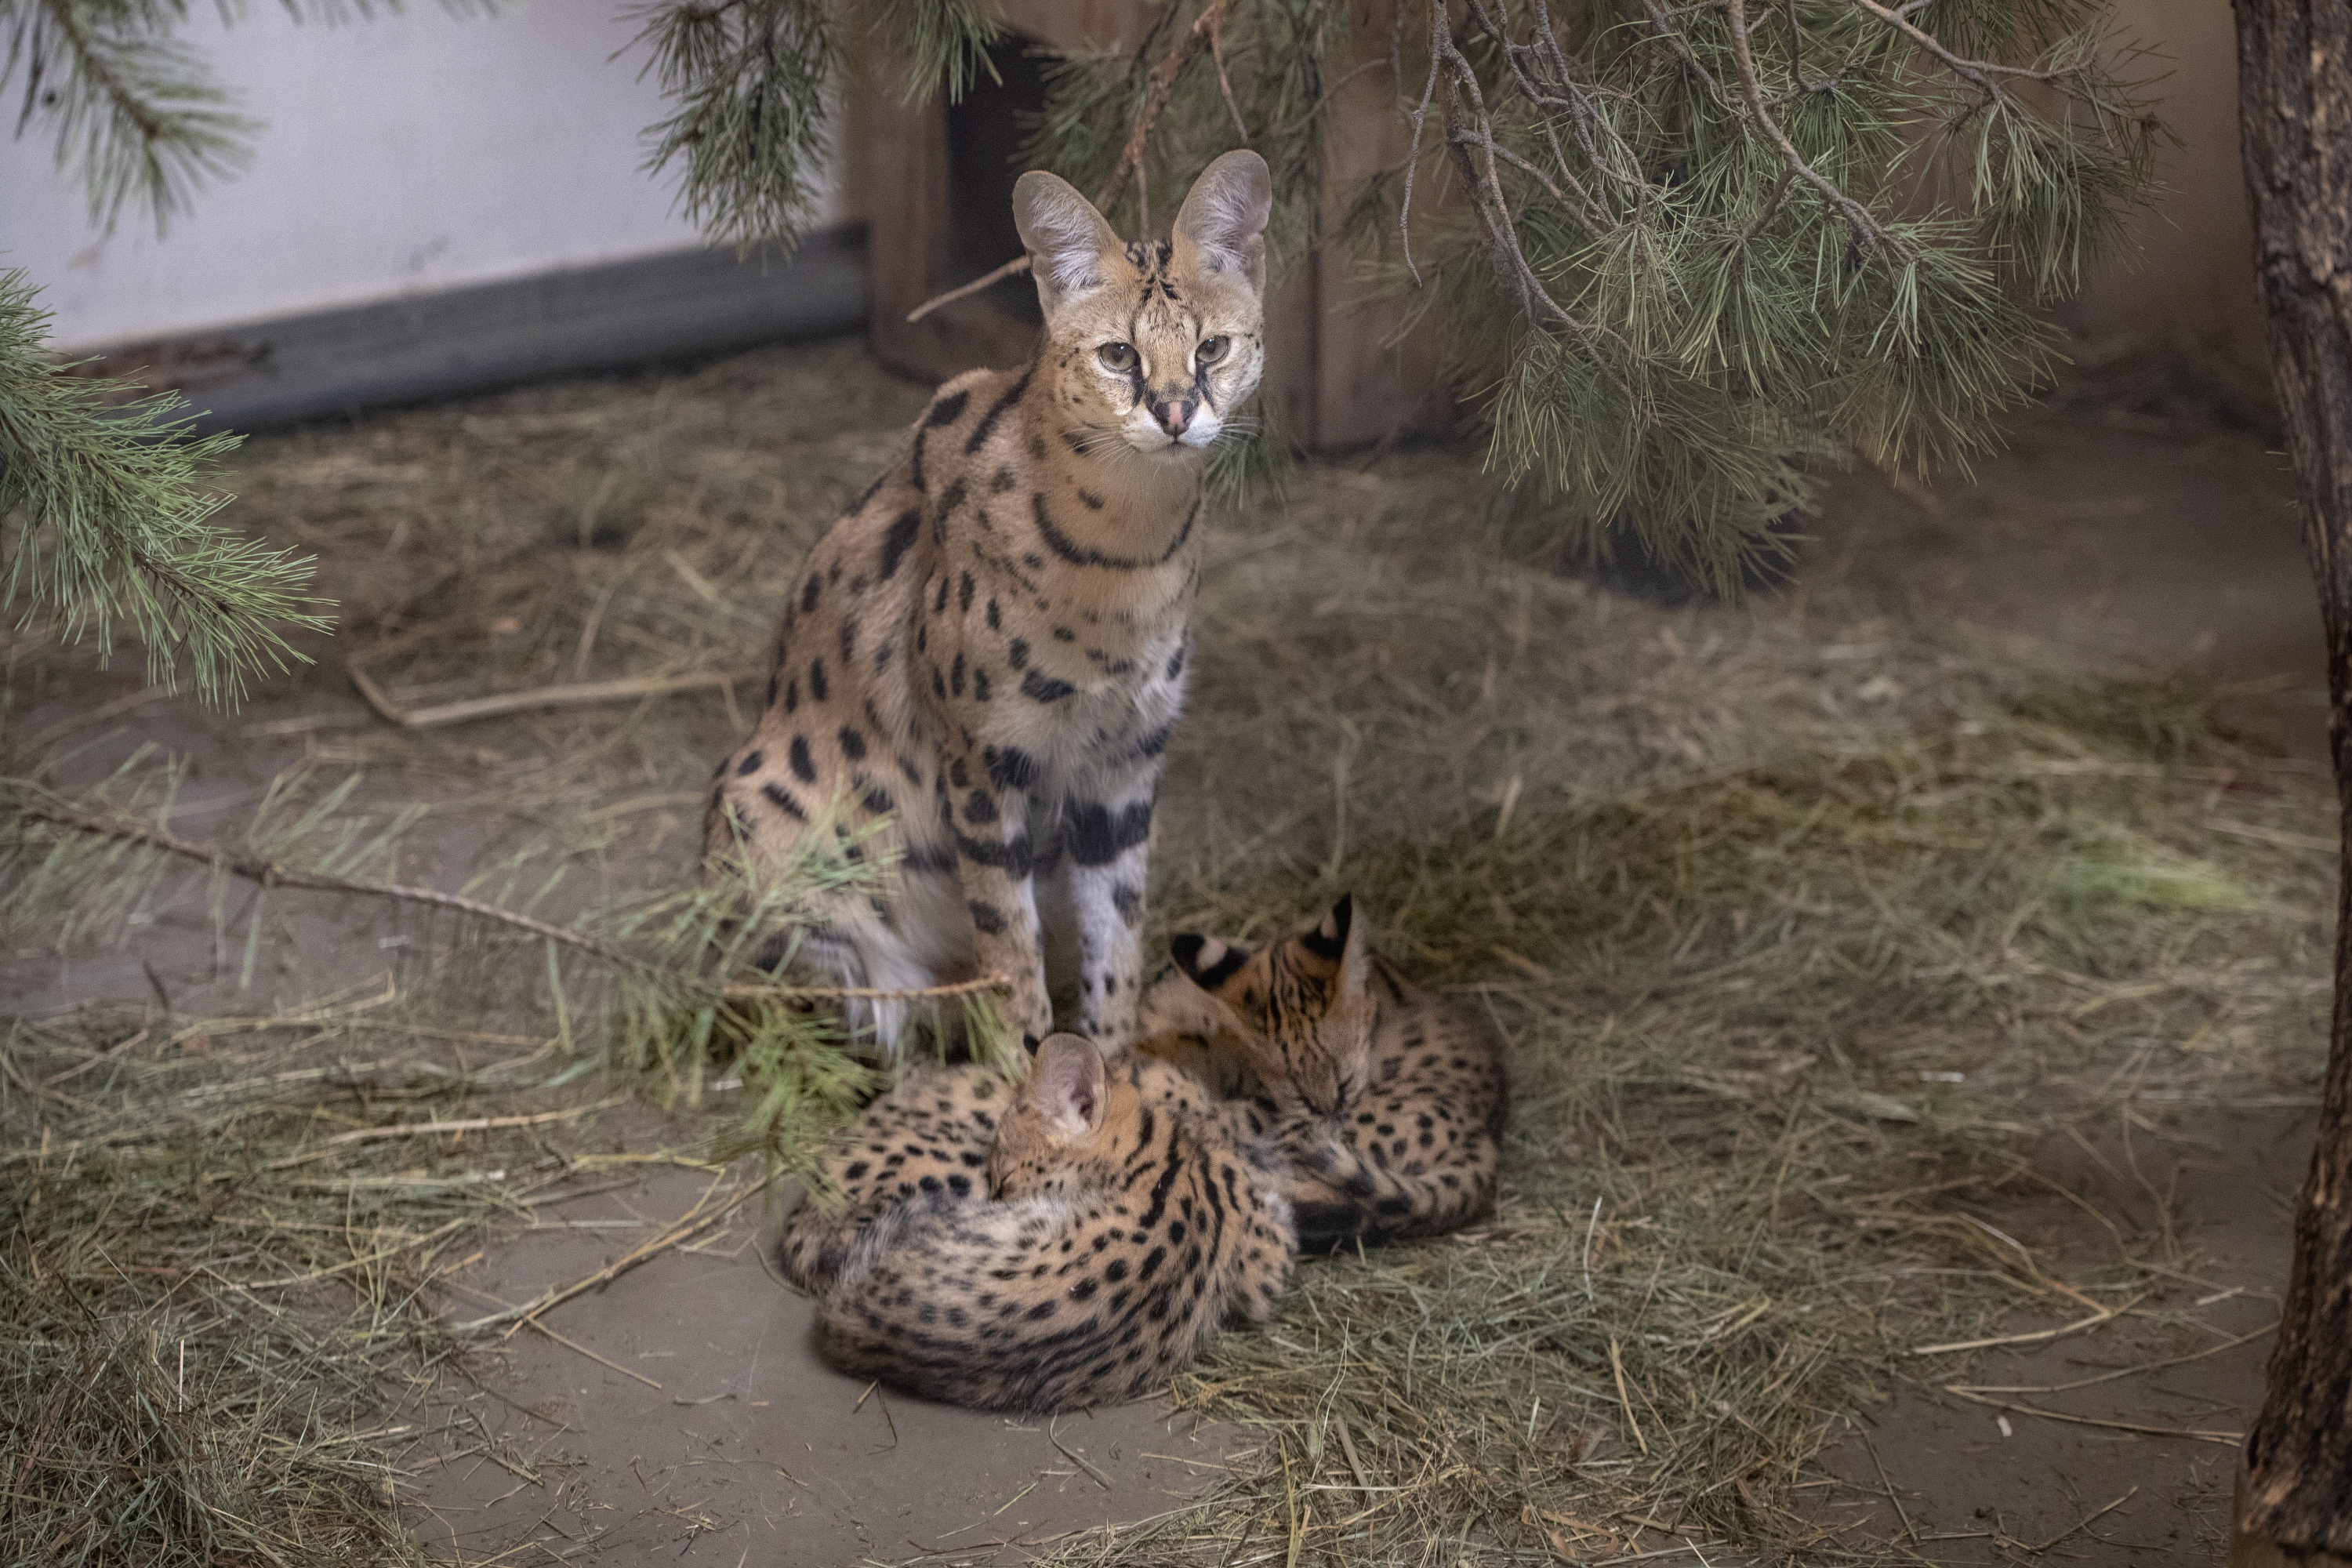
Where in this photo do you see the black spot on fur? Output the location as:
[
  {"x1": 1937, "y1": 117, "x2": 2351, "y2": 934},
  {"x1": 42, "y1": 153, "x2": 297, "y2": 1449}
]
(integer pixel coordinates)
[
  {"x1": 968, "y1": 901, "x2": 1007, "y2": 935},
  {"x1": 984, "y1": 746, "x2": 1040, "y2": 791},
  {"x1": 1007, "y1": 638, "x2": 1029, "y2": 670},
  {"x1": 878, "y1": 509, "x2": 921, "y2": 581},
  {"x1": 1065, "y1": 800, "x2": 1152, "y2": 866},
  {"x1": 810, "y1": 659, "x2": 829, "y2": 702},
  {"x1": 789, "y1": 737, "x2": 818, "y2": 783},
  {"x1": 762, "y1": 782, "x2": 808, "y2": 821},
  {"x1": 838, "y1": 726, "x2": 868, "y2": 760},
  {"x1": 1022, "y1": 670, "x2": 1076, "y2": 703},
  {"x1": 924, "y1": 388, "x2": 970, "y2": 429},
  {"x1": 953, "y1": 833, "x2": 1034, "y2": 878},
  {"x1": 735, "y1": 750, "x2": 764, "y2": 776},
  {"x1": 966, "y1": 368, "x2": 1033, "y2": 454}
]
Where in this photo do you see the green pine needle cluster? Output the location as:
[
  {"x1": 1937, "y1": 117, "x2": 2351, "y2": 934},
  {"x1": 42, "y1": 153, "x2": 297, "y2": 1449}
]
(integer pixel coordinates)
[
  {"x1": 627, "y1": 0, "x2": 838, "y2": 252},
  {"x1": 1, "y1": 273, "x2": 329, "y2": 706}
]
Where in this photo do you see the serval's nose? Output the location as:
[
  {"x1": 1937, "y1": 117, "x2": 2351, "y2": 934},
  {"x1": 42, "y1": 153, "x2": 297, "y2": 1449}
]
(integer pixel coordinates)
[{"x1": 1154, "y1": 398, "x2": 1195, "y2": 437}]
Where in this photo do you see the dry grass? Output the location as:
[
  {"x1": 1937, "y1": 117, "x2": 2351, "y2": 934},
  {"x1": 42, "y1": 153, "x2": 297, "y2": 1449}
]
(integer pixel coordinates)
[
  {"x1": 1, "y1": 337, "x2": 2332, "y2": 1565},
  {"x1": 1049, "y1": 678, "x2": 2329, "y2": 1567}
]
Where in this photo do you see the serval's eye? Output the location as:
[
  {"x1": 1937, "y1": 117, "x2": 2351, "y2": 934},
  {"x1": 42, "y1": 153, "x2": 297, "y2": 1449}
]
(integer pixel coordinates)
[
  {"x1": 1098, "y1": 342, "x2": 1138, "y2": 372},
  {"x1": 1196, "y1": 336, "x2": 1229, "y2": 366}
]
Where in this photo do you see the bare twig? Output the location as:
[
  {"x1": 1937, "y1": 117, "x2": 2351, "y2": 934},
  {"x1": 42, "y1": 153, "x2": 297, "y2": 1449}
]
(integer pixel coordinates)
[
  {"x1": 1208, "y1": 18, "x2": 1250, "y2": 146},
  {"x1": 454, "y1": 1172, "x2": 763, "y2": 1338},
  {"x1": 347, "y1": 659, "x2": 753, "y2": 731},
  {"x1": 323, "y1": 1104, "x2": 622, "y2": 1147},
  {"x1": 904, "y1": 256, "x2": 1035, "y2": 323},
  {"x1": 21, "y1": 800, "x2": 1014, "y2": 1004},
  {"x1": 721, "y1": 973, "x2": 1010, "y2": 1002},
  {"x1": 1846, "y1": 0, "x2": 2060, "y2": 96},
  {"x1": 20, "y1": 799, "x2": 637, "y2": 966},
  {"x1": 1906, "y1": 1291, "x2": 2147, "y2": 1355},
  {"x1": 1940, "y1": 1387, "x2": 2242, "y2": 1446}
]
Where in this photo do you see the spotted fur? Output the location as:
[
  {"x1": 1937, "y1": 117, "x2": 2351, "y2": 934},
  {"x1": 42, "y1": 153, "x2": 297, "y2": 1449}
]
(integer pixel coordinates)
[
  {"x1": 812, "y1": 1035, "x2": 1296, "y2": 1413},
  {"x1": 703, "y1": 152, "x2": 1274, "y2": 1052},
  {"x1": 1138, "y1": 895, "x2": 1509, "y2": 1249},
  {"x1": 772, "y1": 1051, "x2": 1265, "y2": 1295},
  {"x1": 771, "y1": 1066, "x2": 1011, "y2": 1295}
]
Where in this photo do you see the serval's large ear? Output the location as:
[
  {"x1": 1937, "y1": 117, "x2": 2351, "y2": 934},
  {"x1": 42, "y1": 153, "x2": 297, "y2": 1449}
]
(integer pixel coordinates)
[
  {"x1": 1029, "y1": 1033, "x2": 1109, "y2": 1137},
  {"x1": 1170, "y1": 933, "x2": 1252, "y2": 998},
  {"x1": 1300, "y1": 894, "x2": 1371, "y2": 1001},
  {"x1": 1014, "y1": 172, "x2": 1125, "y2": 320},
  {"x1": 1172, "y1": 150, "x2": 1272, "y2": 293}
]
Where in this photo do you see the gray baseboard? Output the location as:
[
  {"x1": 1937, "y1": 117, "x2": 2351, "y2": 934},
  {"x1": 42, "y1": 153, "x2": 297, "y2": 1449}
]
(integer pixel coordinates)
[{"x1": 71, "y1": 225, "x2": 869, "y2": 435}]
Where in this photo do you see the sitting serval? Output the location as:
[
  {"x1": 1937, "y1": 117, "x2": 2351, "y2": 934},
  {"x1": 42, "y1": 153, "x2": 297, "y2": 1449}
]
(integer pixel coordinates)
[
  {"x1": 1139, "y1": 895, "x2": 1510, "y2": 1250},
  {"x1": 702, "y1": 151, "x2": 1274, "y2": 1052},
  {"x1": 811, "y1": 1034, "x2": 1296, "y2": 1412}
]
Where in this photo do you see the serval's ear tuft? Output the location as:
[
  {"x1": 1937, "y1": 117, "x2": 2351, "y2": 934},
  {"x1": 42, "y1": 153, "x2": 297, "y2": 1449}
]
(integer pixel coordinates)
[{"x1": 1171, "y1": 933, "x2": 1251, "y2": 995}]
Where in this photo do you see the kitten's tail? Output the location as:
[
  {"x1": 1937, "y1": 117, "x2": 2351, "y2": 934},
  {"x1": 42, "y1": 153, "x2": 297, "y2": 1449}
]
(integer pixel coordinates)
[{"x1": 1279, "y1": 1126, "x2": 1496, "y2": 1250}]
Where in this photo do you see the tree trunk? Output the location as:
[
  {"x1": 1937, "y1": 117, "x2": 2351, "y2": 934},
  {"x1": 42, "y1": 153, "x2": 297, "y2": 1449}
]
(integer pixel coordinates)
[{"x1": 2231, "y1": 3, "x2": 2352, "y2": 1565}]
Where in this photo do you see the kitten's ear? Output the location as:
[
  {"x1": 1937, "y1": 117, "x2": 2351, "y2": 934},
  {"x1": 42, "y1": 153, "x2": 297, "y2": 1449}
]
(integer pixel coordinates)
[
  {"x1": 1014, "y1": 172, "x2": 1124, "y2": 319},
  {"x1": 1031, "y1": 1033, "x2": 1108, "y2": 1136},
  {"x1": 1173, "y1": 150, "x2": 1272, "y2": 293},
  {"x1": 1170, "y1": 933, "x2": 1251, "y2": 995},
  {"x1": 1303, "y1": 894, "x2": 1371, "y2": 999}
]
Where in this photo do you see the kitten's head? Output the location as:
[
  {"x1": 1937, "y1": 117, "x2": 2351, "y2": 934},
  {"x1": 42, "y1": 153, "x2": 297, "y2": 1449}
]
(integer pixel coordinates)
[
  {"x1": 1167, "y1": 895, "x2": 1376, "y2": 1116},
  {"x1": 988, "y1": 1033, "x2": 1135, "y2": 1200},
  {"x1": 1013, "y1": 151, "x2": 1272, "y2": 459}
]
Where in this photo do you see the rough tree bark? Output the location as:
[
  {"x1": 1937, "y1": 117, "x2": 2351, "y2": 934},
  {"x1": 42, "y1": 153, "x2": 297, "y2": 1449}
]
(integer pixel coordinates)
[{"x1": 2231, "y1": 3, "x2": 2352, "y2": 1565}]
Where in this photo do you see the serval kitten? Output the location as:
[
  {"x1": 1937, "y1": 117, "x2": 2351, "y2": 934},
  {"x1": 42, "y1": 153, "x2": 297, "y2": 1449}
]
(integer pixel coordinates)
[
  {"x1": 773, "y1": 1044, "x2": 1276, "y2": 1294},
  {"x1": 1140, "y1": 895, "x2": 1509, "y2": 1249},
  {"x1": 703, "y1": 151, "x2": 1274, "y2": 1051},
  {"x1": 813, "y1": 1034, "x2": 1295, "y2": 1413}
]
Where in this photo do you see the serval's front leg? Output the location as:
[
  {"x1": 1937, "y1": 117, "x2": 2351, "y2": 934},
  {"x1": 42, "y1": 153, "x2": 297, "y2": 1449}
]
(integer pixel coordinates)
[
  {"x1": 1059, "y1": 769, "x2": 1158, "y2": 1047},
  {"x1": 944, "y1": 743, "x2": 1053, "y2": 1048}
]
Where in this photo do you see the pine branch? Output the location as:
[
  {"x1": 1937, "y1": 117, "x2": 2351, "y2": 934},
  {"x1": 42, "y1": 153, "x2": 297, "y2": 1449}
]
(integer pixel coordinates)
[
  {"x1": 5, "y1": 0, "x2": 256, "y2": 232},
  {"x1": 12, "y1": 782, "x2": 1010, "y2": 1005},
  {"x1": 0, "y1": 274, "x2": 331, "y2": 706},
  {"x1": 627, "y1": 0, "x2": 836, "y2": 252},
  {"x1": 1722, "y1": 0, "x2": 1907, "y2": 260},
  {"x1": 15, "y1": 789, "x2": 640, "y2": 966}
]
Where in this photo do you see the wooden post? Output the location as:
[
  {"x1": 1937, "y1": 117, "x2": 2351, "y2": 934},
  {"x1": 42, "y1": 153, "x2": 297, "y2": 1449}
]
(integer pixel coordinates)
[{"x1": 2230, "y1": 3, "x2": 2352, "y2": 1564}]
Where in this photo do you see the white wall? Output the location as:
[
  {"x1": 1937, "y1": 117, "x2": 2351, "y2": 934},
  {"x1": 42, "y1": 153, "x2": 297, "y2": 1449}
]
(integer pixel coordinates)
[{"x1": 0, "y1": 0, "x2": 851, "y2": 353}]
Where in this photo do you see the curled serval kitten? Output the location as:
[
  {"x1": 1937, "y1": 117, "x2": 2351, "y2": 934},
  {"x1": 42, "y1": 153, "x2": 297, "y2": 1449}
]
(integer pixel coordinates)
[
  {"x1": 703, "y1": 151, "x2": 1274, "y2": 1052},
  {"x1": 771, "y1": 1047, "x2": 1265, "y2": 1296},
  {"x1": 813, "y1": 1034, "x2": 1295, "y2": 1413},
  {"x1": 1139, "y1": 895, "x2": 1509, "y2": 1250}
]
